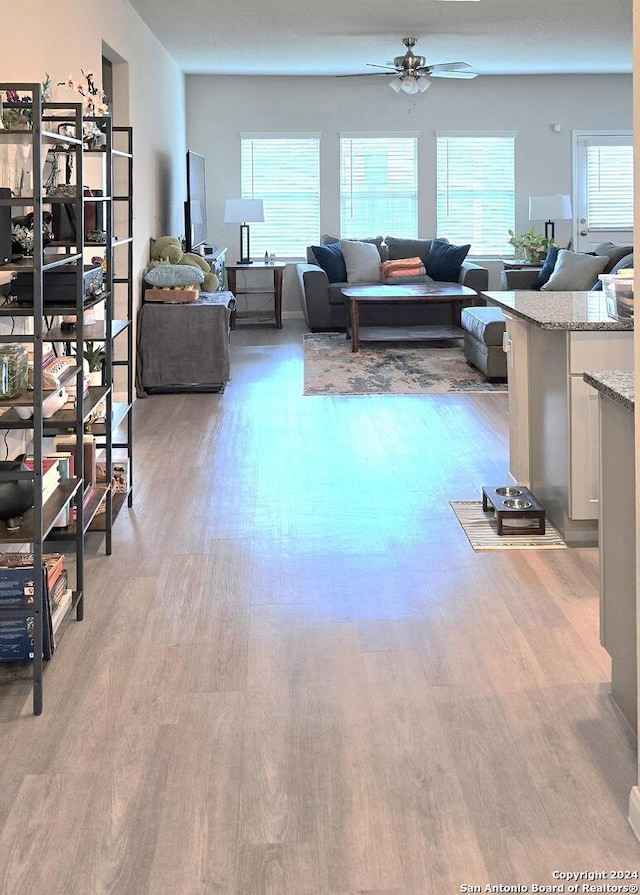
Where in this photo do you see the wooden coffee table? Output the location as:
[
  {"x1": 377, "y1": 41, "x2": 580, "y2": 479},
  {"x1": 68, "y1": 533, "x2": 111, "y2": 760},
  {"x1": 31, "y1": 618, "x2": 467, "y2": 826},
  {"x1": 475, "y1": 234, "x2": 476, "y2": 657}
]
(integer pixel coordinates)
[{"x1": 341, "y1": 283, "x2": 478, "y2": 352}]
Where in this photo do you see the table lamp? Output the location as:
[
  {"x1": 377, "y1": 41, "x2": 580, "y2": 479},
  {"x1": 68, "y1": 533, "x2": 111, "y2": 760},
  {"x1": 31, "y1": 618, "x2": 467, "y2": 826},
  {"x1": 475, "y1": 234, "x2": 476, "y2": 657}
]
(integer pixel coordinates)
[
  {"x1": 528, "y1": 194, "x2": 572, "y2": 242},
  {"x1": 224, "y1": 198, "x2": 265, "y2": 264}
]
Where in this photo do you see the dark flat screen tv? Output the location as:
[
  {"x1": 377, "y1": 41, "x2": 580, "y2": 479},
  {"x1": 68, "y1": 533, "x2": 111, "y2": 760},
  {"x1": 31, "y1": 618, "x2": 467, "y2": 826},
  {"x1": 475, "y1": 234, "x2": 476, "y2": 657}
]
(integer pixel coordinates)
[{"x1": 185, "y1": 150, "x2": 208, "y2": 252}]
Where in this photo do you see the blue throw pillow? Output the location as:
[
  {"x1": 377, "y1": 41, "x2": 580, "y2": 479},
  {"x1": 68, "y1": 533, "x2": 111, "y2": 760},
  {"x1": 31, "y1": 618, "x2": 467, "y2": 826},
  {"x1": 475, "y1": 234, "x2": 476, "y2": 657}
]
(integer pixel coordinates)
[
  {"x1": 534, "y1": 246, "x2": 560, "y2": 289},
  {"x1": 311, "y1": 243, "x2": 348, "y2": 283},
  {"x1": 426, "y1": 239, "x2": 470, "y2": 282}
]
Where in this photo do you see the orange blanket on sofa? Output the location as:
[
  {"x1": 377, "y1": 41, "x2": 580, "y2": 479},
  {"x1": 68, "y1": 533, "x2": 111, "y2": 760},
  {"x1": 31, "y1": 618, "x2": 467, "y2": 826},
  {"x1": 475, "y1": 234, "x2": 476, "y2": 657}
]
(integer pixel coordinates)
[{"x1": 381, "y1": 257, "x2": 426, "y2": 279}]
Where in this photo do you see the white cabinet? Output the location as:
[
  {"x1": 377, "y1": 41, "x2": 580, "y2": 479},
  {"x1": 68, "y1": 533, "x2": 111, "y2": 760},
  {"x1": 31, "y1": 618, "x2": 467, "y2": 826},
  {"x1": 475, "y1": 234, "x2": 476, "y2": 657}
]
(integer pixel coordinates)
[
  {"x1": 567, "y1": 332, "x2": 634, "y2": 522},
  {"x1": 568, "y1": 374, "x2": 600, "y2": 519},
  {"x1": 503, "y1": 317, "x2": 633, "y2": 544}
]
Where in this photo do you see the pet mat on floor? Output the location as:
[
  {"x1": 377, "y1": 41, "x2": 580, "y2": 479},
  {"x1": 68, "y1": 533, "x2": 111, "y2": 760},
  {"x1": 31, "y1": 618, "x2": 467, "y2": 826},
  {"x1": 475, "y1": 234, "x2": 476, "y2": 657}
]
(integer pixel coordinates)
[{"x1": 449, "y1": 500, "x2": 567, "y2": 550}]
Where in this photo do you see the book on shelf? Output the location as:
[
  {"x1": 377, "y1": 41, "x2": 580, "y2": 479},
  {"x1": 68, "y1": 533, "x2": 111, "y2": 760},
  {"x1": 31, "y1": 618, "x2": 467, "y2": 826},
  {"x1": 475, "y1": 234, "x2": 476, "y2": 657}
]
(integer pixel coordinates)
[
  {"x1": 0, "y1": 554, "x2": 67, "y2": 662},
  {"x1": 0, "y1": 564, "x2": 53, "y2": 662},
  {"x1": 24, "y1": 456, "x2": 60, "y2": 485},
  {"x1": 51, "y1": 589, "x2": 72, "y2": 636},
  {"x1": 54, "y1": 434, "x2": 96, "y2": 486},
  {"x1": 24, "y1": 456, "x2": 62, "y2": 508},
  {"x1": 49, "y1": 453, "x2": 74, "y2": 528},
  {"x1": 49, "y1": 570, "x2": 68, "y2": 609}
]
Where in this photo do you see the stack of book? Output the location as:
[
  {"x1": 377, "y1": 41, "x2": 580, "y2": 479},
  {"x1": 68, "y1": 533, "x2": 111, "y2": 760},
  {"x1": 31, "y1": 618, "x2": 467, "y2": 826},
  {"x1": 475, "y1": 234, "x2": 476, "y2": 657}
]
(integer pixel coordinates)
[
  {"x1": 0, "y1": 553, "x2": 70, "y2": 663},
  {"x1": 23, "y1": 456, "x2": 61, "y2": 506}
]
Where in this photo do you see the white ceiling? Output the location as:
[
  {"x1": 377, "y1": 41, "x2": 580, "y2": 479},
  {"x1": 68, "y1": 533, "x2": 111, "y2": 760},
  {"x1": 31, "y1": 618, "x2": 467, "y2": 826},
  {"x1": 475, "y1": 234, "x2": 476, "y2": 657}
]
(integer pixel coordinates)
[{"x1": 128, "y1": 0, "x2": 632, "y2": 77}]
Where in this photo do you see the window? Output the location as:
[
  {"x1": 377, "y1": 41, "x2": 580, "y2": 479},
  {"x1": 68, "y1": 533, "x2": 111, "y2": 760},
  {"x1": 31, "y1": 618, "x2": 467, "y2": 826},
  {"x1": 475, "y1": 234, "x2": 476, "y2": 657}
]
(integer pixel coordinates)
[
  {"x1": 584, "y1": 140, "x2": 633, "y2": 229},
  {"x1": 340, "y1": 136, "x2": 418, "y2": 238},
  {"x1": 241, "y1": 135, "x2": 320, "y2": 258},
  {"x1": 436, "y1": 133, "x2": 515, "y2": 256}
]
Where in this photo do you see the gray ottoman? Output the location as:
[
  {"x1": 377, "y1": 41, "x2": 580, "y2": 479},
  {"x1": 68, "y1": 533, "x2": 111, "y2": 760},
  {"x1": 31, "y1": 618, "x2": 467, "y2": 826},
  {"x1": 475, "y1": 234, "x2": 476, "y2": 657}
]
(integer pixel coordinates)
[{"x1": 461, "y1": 306, "x2": 507, "y2": 381}]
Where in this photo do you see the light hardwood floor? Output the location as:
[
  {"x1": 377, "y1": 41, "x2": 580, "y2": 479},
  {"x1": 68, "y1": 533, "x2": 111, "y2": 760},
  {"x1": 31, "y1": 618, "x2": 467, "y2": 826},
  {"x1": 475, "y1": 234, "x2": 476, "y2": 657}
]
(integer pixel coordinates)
[{"x1": 0, "y1": 319, "x2": 638, "y2": 893}]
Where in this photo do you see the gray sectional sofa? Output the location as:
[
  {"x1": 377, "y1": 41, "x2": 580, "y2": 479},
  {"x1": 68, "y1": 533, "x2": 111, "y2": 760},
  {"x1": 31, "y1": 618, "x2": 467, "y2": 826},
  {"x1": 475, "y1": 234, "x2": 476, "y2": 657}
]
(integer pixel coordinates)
[
  {"x1": 296, "y1": 235, "x2": 489, "y2": 331},
  {"x1": 461, "y1": 241, "x2": 634, "y2": 381}
]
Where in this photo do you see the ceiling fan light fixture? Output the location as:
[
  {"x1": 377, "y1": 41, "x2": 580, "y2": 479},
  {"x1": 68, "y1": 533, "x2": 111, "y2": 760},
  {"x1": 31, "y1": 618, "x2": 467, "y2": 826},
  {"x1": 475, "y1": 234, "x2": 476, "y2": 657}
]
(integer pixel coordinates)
[
  {"x1": 389, "y1": 77, "x2": 403, "y2": 93},
  {"x1": 400, "y1": 77, "x2": 420, "y2": 95},
  {"x1": 416, "y1": 77, "x2": 431, "y2": 92}
]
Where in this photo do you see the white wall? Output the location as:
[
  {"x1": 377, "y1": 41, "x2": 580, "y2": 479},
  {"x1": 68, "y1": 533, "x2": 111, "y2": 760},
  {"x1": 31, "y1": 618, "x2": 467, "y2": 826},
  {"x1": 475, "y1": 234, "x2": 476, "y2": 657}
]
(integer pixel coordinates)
[
  {"x1": 0, "y1": 0, "x2": 187, "y2": 296},
  {"x1": 187, "y1": 73, "x2": 632, "y2": 310},
  {"x1": 630, "y1": 0, "x2": 640, "y2": 844}
]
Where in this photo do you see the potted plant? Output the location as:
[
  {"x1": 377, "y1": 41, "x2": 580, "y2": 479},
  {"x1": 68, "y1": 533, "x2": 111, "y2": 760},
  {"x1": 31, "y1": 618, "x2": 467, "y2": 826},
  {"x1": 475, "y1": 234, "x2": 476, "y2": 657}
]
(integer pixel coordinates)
[
  {"x1": 507, "y1": 227, "x2": 554, "y2": 263},
  {"x1": 83, "y1": 342, "x2": 105, "y2": 385}
]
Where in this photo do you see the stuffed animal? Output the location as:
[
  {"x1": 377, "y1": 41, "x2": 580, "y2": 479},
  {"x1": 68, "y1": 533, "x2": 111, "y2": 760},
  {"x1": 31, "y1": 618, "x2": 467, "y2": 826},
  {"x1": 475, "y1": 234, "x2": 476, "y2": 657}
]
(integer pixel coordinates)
[{"x1": 149, "y1": 236, "x2": 219, "y2": 292}]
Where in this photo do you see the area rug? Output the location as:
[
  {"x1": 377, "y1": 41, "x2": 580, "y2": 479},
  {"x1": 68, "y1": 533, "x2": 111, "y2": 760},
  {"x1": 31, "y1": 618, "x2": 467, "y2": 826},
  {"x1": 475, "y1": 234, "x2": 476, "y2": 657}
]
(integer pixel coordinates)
[
  {"x1": 303, "y1": 333, "x2": 508, "y2": 396},
  {"x1": 449, "y1": 500, "x2": 567, "y2": 550}
]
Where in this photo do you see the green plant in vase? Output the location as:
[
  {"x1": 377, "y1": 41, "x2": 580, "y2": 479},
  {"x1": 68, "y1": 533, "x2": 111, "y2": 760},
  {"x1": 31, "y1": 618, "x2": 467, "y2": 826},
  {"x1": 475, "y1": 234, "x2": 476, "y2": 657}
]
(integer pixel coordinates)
[
  {"x1": 83, "y1": 342, "x2": 106, "y2": 380},
  {"x1": 507, "y1": 227, "x2": 554, "y2": 263}
]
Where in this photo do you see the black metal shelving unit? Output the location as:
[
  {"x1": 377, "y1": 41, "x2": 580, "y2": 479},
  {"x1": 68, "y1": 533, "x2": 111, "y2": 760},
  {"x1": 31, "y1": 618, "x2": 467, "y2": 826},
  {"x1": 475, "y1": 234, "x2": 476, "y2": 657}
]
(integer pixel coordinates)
[
  {"x1": 0, "y1": 87, "x2": 134, "y2": 712},
  {"x1": 86, "y1": 123, "x2": 134, "y2": 553},
  {"x1": 0, "y1": 83, "x2": 89, "y2": 714}
]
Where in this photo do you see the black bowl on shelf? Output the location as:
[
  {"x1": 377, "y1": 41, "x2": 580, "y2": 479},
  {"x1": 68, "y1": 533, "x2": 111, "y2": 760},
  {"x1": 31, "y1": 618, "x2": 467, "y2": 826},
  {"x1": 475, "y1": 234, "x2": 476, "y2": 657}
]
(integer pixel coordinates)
[{"x1": 0, "y1": 455, "x2": 34, "y2": 531}]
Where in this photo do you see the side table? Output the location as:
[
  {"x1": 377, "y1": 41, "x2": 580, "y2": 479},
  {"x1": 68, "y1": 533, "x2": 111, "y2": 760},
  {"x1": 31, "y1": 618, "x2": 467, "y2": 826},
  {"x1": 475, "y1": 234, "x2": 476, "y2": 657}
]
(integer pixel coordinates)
[{"x1": 226, "y1": 261, "x2": 286, "y2": 329}]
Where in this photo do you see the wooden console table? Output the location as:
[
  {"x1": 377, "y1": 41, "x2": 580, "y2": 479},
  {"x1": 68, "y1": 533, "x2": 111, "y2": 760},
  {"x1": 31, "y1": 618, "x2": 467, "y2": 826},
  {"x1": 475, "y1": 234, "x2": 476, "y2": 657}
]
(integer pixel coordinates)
[
  {"x1": 202, "y1": 245, "x2": 227, "y2": 290},
  {"x1": 226, "y1": 261, "x2": 286, "y2": 329}
]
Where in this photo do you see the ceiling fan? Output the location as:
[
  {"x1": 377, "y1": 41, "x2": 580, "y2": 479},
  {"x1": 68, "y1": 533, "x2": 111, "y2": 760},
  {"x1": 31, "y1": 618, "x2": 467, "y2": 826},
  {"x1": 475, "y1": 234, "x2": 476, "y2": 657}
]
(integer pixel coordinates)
[{"x1": 341, "y1": 37, "x2": 478, "y2": 94}]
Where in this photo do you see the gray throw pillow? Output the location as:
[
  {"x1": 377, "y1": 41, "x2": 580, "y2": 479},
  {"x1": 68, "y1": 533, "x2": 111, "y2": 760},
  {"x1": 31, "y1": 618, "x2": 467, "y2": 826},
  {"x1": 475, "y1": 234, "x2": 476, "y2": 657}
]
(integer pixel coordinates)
[
  {"x1": 591, "y1": 253, "x2": 634, "y2": 290},
  {"x1": 540, "y1": 250, "x2": 608, "y2": 291},
  {"x1": 340, "y1": 240, "x2": 381, "y2": 283},
  {"x1": 593, "y1": 242, "x2": 634, "y2": 274},
  {"x1": 322, "y1": 234, "x2": 386, "y2": 261},
  {"x1": 385, "y1": 237, "x2": 435, "y2": 263}
]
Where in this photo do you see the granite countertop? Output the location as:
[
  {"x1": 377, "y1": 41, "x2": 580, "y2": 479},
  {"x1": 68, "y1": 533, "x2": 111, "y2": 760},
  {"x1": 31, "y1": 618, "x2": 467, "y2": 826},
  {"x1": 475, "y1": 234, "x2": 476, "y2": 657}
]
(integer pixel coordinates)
[
  {"x1": 482, "y1": 290, "x2": 634, "y2": 331},
  {"x1": 583, "y1": 370, "x2": 635, "y2": 411}
]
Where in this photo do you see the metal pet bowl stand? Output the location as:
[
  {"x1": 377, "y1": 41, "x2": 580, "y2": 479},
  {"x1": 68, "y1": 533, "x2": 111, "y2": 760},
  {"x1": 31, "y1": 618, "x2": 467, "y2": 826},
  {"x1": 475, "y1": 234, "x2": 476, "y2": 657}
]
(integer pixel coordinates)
[{"x1": 481, "y1": 485, "x2": 545, "y2": 536}]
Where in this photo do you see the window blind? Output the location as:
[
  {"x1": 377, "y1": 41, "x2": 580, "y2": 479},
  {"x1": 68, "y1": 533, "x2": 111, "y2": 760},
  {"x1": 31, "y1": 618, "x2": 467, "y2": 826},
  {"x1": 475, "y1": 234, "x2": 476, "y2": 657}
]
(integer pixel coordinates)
[
  {"x1": 437, "y1": 135, "x2": 515, "y2": 255},
  {"x1": 241, "y1": 136, "x2": 320, "y2": 257},
  {"x1": 340, "y1": 137, "x2": 418, "y2": 238},
  {"x1": 586, "y1": 144, "x2": 633, "y2": 230}
]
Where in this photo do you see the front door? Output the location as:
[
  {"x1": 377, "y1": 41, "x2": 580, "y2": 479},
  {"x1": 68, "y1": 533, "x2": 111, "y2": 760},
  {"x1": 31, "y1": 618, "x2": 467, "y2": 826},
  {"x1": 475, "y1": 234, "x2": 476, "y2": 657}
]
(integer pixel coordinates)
[{"x1": 573, "y1": 132, "x2": 633, "y2": 253}]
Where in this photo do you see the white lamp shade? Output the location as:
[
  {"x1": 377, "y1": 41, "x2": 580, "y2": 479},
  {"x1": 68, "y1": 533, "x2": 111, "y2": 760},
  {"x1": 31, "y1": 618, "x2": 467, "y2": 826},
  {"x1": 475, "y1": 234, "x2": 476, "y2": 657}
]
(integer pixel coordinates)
[
  {"x1": 528, "y1": 194, "x2": 572, "y2": 221},
  {"x1": 224, "y1": 198, "x2": 265, "y2": 224}
]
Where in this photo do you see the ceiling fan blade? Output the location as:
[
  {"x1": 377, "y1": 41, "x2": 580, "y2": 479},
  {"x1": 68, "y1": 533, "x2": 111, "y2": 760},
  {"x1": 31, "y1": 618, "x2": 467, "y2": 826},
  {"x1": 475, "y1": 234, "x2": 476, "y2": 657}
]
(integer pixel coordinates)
[
  {"x1": 427, "y1": 62, "x2": 472, "y2": 72},
  {"x1": 428, "y1": 69, "x2": 478, "y2": 79},
  {"x1": 366, "y1": 63, "x2": 398, "y2": 71},
  {"x1": 335, "y1": 72, "x2": 395, "y2": 78}
]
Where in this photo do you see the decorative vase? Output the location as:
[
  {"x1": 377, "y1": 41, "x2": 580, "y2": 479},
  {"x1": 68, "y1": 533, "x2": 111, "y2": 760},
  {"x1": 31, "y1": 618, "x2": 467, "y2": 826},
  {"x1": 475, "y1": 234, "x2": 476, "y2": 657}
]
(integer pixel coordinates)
[
  {"x1": 0, "y1": 344, "x2": 28, "y2": 400},
  {"x1": 0, "y1": 454, "x2": 35, "y2": 531},
  {"x1": 524, "y1": 247, "x2": 545, "y2": 263}
]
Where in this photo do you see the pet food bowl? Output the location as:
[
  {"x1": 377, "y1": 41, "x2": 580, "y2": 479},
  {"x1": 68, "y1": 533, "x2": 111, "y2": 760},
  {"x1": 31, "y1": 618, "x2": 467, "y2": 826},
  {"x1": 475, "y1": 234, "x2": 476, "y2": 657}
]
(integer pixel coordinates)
[
  {"x1": 495, "y1": 486, "x2": 523, "y2": 497},
  {"x1": 503, "y1": 498, "x2": 532, "y2": 509}
]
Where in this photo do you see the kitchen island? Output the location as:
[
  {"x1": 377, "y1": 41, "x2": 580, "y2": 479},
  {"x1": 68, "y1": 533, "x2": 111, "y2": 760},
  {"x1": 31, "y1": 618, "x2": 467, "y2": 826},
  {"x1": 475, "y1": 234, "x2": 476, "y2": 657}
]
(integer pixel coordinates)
[
  {"x1": 482, "y1": 291, "x2": 633, "y2": 545},
  {"x1": 583, "y1": 370, "x2": 635, "y2": 731}
]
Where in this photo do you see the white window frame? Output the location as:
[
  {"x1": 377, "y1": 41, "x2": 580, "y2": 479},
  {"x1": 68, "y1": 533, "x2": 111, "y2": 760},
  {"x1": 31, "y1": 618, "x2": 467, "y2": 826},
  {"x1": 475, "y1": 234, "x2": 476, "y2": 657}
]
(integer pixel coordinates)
[
  {"x1": 340, "y1": 133, "x2": 419, "y2": 239},
  {"x1": 436, "y1": 130, "x2": 516, "y2": 257},
  {"x1": 240, "y1": 133, "x2": 320, "y2": 259}
]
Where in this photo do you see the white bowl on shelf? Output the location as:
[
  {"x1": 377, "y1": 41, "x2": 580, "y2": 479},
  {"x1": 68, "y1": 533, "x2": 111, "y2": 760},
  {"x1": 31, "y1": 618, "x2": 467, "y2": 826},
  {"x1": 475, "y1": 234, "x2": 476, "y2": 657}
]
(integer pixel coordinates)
[{"x1": 15, "y1": 388, "x2": 68, "y2": 420}]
